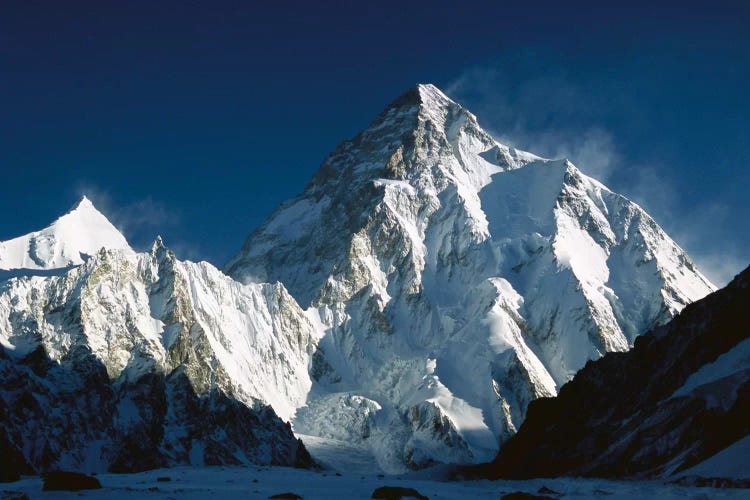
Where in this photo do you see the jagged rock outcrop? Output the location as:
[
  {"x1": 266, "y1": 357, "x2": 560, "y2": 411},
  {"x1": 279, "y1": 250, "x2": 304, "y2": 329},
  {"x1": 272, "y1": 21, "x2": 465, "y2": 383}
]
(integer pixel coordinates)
[{"x1": 0, "y1": 203, "x2": 315, "y2": 475}]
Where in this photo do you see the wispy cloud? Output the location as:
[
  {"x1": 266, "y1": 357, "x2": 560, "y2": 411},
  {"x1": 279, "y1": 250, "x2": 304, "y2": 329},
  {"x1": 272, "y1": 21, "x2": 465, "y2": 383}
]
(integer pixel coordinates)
[
  {"x1": 688, "y1": 250, "x2": 746, "y2": 288},
  {"x1": 499, "y1": 127, "x2": 619, "y2": 181},
  {"x1": 446, "y1": 61, "x2": 619, "y2": 181},
  {"x1": 618, "y1": 168, "x2": 744, "y2": 286},
  {"x1": 72, "y1": 184, "x2": 180, "y2": 252},
  {"x1": 668, "y1": 202, "x2": 746, "y2": 287},
  {"x1": 164, "y1": 239, "x2": 209, "y2": 263},
  {"x1": 445, "y1": 62, "x2": 746, "y2": 287}
]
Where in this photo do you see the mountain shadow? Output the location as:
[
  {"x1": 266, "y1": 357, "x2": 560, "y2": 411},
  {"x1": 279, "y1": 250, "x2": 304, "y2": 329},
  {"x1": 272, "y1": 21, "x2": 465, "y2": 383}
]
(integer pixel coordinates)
[
  {"x1": 468, "y1": 265, "x2": 750, "y2": 479},
  {"x1": 0, "y1": 342, "x2": 313, "y2": 481}
]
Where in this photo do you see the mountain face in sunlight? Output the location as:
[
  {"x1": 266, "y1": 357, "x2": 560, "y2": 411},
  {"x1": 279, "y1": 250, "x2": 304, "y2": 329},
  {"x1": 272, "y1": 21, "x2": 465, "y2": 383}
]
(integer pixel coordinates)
[{"x1": 226, "y1": 84, "x2": 714, "y2": 471}]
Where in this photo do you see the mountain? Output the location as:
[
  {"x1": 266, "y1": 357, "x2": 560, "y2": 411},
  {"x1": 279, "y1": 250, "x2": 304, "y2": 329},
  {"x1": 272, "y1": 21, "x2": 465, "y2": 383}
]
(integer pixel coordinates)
[
  {"x1": 0, "y1": 84, "x2": 718, "y2": 477},
  {"x1": 482, "y1": 264, "x2": 750, "y2": 480},
  {"x1": 0, "y1": 196, "x2": 132, "y2": 272},
  {"x1": 226, "y1": 84, "x2": 716, "y2": 472},
  {"x1": 0, "y1": 205, "x2": 314, "y2": 480}
]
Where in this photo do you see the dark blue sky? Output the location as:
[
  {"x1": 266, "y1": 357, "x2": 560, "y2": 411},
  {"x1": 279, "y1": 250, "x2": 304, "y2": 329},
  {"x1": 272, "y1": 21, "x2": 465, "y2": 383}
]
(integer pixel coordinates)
[{"x1": 2, "y1": 1, "x2": 748, "y2": 284}]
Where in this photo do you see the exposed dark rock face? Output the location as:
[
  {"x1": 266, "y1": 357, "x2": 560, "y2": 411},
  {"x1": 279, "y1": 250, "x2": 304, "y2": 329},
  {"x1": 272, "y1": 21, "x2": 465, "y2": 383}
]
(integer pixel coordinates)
[
  {"x1": 481, "y1": 265, "x2": 750, "y2": 479},
  {"x1": 0, "y1": 346, "x2": 312, "y2": 475},
  {"x1": 0, "y1": 384, "x2": 34, "y2": 483},
  {"x1": 0, "y1": 408, "x2": 33, "y2": 482}
]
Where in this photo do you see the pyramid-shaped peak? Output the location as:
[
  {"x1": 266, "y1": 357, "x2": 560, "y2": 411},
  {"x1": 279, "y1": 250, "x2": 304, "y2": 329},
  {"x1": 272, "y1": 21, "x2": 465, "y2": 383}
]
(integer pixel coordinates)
[
  {"x1": 60, "y1": 196, "x2": 117, "y2": 227},
  {"x1": 416, "y1": 83, "x2": 454, "y2": 103},
  {"x1": 386, "y1": 83, "x2": 461, "y2": 114},
  {"x1": 0, "y1": 196, "x2": 132, "y2": 271},
  {"x1": 74, "y1": 195, "x2": 94, "y2": 209},
  {"x1": 65, "y1": 195, "x2": 102, "y2": 217}
]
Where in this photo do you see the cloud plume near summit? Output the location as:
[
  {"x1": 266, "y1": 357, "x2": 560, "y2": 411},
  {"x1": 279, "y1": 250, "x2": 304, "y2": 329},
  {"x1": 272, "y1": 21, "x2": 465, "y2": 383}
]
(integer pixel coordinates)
[{"x1": 446, "y1": 59, "x2": 745, "y2": 286}]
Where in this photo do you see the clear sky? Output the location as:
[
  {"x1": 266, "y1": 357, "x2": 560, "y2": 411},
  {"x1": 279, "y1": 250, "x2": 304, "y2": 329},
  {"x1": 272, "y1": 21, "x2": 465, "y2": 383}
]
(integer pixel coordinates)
[{"x1": 1, "y1": 1, "x2": 748, "y2": 285}]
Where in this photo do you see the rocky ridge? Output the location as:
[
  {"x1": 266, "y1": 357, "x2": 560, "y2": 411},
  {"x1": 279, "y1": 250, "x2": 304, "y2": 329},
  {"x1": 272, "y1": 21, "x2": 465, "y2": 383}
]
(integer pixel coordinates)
[{"x1": 0, "y1": 205, "x2": 314, "y2": 479}]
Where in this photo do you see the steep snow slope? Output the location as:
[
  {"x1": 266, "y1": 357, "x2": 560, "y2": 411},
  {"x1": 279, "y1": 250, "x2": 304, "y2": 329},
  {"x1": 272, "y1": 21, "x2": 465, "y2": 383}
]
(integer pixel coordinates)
[
  {"x1": 485, "y1": 264, "x2": 750, "y2": 479},
  {"x1": 226, "y1": 84, "x2": 715, "y2": 472},
  {"x1": 0, "y1": 196, "x2": 132, "y2": 271},
  {"x1": 0, "y1": 203, "x2": 315, "y2": 477}
]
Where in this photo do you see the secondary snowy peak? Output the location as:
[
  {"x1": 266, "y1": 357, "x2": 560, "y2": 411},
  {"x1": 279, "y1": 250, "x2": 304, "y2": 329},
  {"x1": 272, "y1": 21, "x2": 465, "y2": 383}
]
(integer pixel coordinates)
[
  {"x1": 226, "y1": 83, "x2": 716, "y2": 472},
  {"x1": 0, "y1": 196, "x2": 132, "y2": 271},
  {"x1": 0, "y1": 239, "x2": 315, "y2": 474}
]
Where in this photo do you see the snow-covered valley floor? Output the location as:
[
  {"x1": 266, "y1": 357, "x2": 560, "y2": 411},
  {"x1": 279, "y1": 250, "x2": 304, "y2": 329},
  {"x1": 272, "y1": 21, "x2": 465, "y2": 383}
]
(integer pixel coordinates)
[{"x1": 5, "y1": 465, "x2": 749, "y2": 499}]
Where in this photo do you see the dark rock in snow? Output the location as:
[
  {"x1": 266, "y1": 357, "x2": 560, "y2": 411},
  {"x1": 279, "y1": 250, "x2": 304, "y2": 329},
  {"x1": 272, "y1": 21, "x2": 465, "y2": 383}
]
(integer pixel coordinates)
[
  {"x1": 42, "y1": 471, "x2": 101, "y2": 491},
  {"x1": 501, "y1": 493, "x2": 555, "y2": 500},
  {"x1": 537, "y1": 486, "x2": 561, "y2": 495},
  {"x1": 371, "y1": 485, "x2": 429, "y2": 500}
]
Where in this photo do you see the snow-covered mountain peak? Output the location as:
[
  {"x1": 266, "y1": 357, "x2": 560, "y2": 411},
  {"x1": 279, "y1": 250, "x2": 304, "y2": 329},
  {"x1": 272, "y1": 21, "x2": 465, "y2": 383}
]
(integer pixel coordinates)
[
  {"x1": 227, "y1": 84, "x2": 716, "y2": 471},
  {"x1": 373, "y1": 82, "x2": 481, "y2": 148},
  {"x1": 415, "y1": 82, "x2": 450, "y2": 99},
  {"x1": 385, "y1": 83, "x2": 475, "y2": 121},
  {"x1": 0, "y1": 196, "x2": 132, "y2": 271},
  {"x1": 284, "y1": 84, "x2": 543, "y2": 260},
  {"x1": 71, "y1": 194, "x2": 94, "y2": 210},
  {"x1": 395, "y1": 83, "x2": 460, "y2": 116},
  {"x1": 381, "y1": 83, "x2": 453, "y2": 110}
]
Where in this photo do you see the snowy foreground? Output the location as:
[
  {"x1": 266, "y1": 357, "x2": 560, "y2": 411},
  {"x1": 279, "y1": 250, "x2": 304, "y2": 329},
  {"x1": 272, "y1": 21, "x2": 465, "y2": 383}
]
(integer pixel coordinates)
[
  {"x1": 5, "y1": 465, "x2": 749, "y2": 499},
  {"x1": 5, "y1": 434, "x2": 750, "y2": 500}
]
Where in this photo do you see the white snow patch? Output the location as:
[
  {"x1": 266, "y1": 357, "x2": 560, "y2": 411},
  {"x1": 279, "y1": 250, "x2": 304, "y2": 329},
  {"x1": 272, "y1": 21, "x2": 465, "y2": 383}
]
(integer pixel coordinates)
[
  {"x1": 671, "y1": 337, "x2": 750, "y2": 410},
  {"x1": 681, "y1": 434, "x2": 750, "y2": 479},
  {"x1": 373, "y1": 179, "x2": 417, "y2": 196}
]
